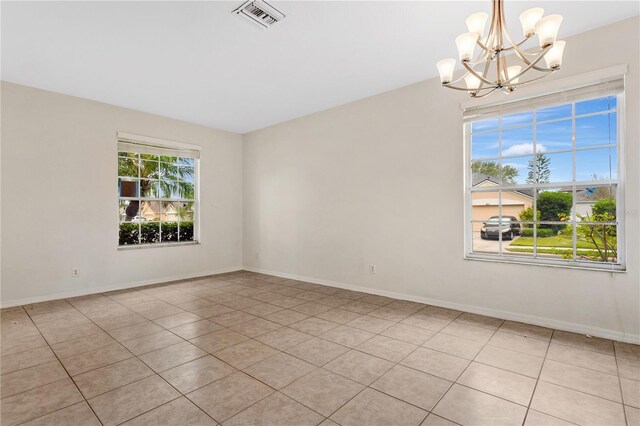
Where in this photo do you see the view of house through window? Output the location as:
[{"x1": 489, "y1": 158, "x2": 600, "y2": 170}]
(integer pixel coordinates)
[
  {"x1": 465, "y1": 83, "x2": 623, "y2": 269},
  {"x1": 117, "y1": 141, "x2": 198, "y2": 246}
]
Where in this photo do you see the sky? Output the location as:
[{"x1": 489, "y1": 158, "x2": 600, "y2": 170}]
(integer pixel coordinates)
[{"x1": 471, "y1": 96, "x2": 617, "y2": 185}]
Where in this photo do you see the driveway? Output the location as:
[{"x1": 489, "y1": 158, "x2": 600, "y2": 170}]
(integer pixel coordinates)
[{"x1": 472, "y1": 232, "x2": 518, "y2": 253}]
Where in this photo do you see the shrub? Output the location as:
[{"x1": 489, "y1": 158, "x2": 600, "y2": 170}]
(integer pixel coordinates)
[
  {"x1": 161, "y1": 222, "x2": 179, "y2": 242},
  {"x1": 140, "y1": 222, "x2": 160, "y2": 243},
  {"x1": 537, "y1": 191, "x2": 572, "y2": 232},
  {"x1": 592, "y1": 199, "x2": 616, "y2": 217},
  {"x1": 518, "y1": 207, "x2": 539, "y2": 227},
  {"x1": 119, "y1": 221, "x2": 193, "y2": 245},
  {"x1": 521, "y1": 228, "x2": 554, "y2": 238},
  {"x1": 119, "y1": 223, "x2": 139, "y2": 245},
  {"x1": 179, "y1": 222, "x2": 194, "y2": 241}
]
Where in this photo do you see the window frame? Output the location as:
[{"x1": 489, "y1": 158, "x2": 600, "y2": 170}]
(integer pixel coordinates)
[
  {"x1": 463, "y1": 89, "x2": 626, "y2": 272},
  {"x1": 116, "y1": 138, "x2": 200, "y2": 250}
]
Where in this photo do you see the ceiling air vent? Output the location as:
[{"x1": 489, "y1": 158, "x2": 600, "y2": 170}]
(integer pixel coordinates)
[{"x1": 233, "y1": 0, "x2": 285, "y2": 29}]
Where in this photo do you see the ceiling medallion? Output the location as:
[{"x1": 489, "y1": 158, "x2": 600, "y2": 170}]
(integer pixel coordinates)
[{"x1": 437, "y1": 0, "x2": 565, "y2": 98}]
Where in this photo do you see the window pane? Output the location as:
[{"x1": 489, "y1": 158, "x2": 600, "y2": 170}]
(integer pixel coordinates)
[
  {"x1": 471, "y1": 161, "x2": 506, "y2": 185},
  {"x1": 179, "y1": 166, "x2": 195, "y2": 183},
  {"x1": 502, "y1": 126, "x2": 533, "y2": 157},
  {"x1": 159, "y1": 155, "x2": 178, "y2": 164},
  {"x1": 119, "y1": 222, "x2": 140, "y2": 245},
  {"x1": 575, "y1": 147, "x2": 616, "y2": 181},
  {"x1": 161, "y1": 201, "x2": 180, "y2": 222},
  {"x1": 161, "y1": 222, "x2": 179, "y2": 242},
  {"x1": 576, "y1": 113, "x2": 616, "y2": 148},
  {"x1": 177, "y1": 202, "x2": 194, "y2": 221},
  {"x1": 179, "y1": 222, "x2": 194, "y2": 242},
  {"x1": 140, "y1": 180, "x2": 159, "y2": 198},
  {"x1": 575, "y1": 224, "x2": 617, "y2": 264},
  {"x1": 537, "y1": 119, "x2": 572, "y2": 153},
  {"x1": 140, "y1": 154, "x2": 159, "y2": 161},
  {"x1": 472, "y1": 117, "x2": 499, "y2": 133},
  {"x1": 534, "y1": 220, "x2": 575, "y2": 261},
  {"x1": 471, "y1": 131, "x2": 499, "y2": 160},
  {"x1": 118, "y1": 178, "x2": 139, "y2": 197},
  {"x1": 575, "y1": 184, "x2": 617, "y2": 221},
  {"x1": 501, "y1": 156, "x2": 531, "y2": 184},
  {"x1": 140, "y1": 201, "x2": 161, "y2": 222},
  {"x1": 141, "y1": 160, "x2": 160, "y2": 179},
  {"x1": 535, "y1": 188, "x2": 573, "y2": 224},
  {"x1": 502, "y1": 111, "x2": 533, "y2": 127},
  {"x1": 575, "y1": 96, "x2": 616, "y2": 115},
  {"x1": 536, "y1": 104, "x2": 571, "y2": 122},
  {"x1": 119, "y1": 200, "x2": 139, "y2": 222},
  {"x1": 141, "y1": 222, "x2": 160, "y2": 244},
  {"x1": 543, "y1": 152, "x2": 573, "y2": 183},
  {"x1": 118, "y1": 157, "x2": 138, "y2": 177},
  {"x1": 502, "y1": 220, "x2": 535, "y2": 259},
  {"x1": 160, "y1": 162, "x2": 176, "y2": 179}
]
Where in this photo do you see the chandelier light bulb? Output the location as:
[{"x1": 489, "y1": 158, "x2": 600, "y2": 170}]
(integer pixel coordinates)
[
  {"x1": 464, "y1": 73, "x2": 482, "y2": 91},
  {"x1": 466, "y1": 12, "x2": 488, "y2": 37},
  {"x1": 535, "y1": 14, "x2": 563, "y2": 47},
  {"x1": 544, "y1": 40, "x2": 566, "y2": 69},
  {"x1": 519, "y1": 8, "x2": 544, "y2": 37},
  {"x1": 436, "y1": 58, "x2": 456, "y2": 84},
  {"x1": 456, "y1": 32, "x2": 480, "y2": 62}
]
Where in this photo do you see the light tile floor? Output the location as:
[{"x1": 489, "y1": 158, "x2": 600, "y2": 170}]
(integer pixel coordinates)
[{"x1": 1, "y1": 271, "x2": 639, "y2": 426}]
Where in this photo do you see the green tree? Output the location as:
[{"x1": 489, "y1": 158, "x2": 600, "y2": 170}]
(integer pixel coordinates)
[
  {"x1": 119, "y1": 154, "x2": 194, "y2": 220},
  {"x1": 526, "y1": 154, "x2": 551, "y2": 183},
  {"x1": 471, "y1": 160, "x2": 518, "y2": 184},
  {"x1": 537, "y1": 191, "x2": 572, "y2": 232}
]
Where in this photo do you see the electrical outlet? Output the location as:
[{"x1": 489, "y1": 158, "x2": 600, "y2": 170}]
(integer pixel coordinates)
[
  {"x1": 369, "y1": 265, "x2": 376, "y2": 274},
  {"x1": 72, "y1": 267, "x2": 80, "y2": 277}
]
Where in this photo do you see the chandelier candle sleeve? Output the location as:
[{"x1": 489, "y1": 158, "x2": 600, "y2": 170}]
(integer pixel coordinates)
[
  {"x1": 456, "y1": 32, "x2": 479, "y2": 62},
  {"x1": 435, "y1": 0, "x2": 564, "y2": 98},
  {"x1": 466, "y1": 12, "x2": 488, "y2": 36},
  {"x1": 437, "y1": 59, "x2": 456, "y2": 83},
  {"x1": 535, "y1": 15, "x2": 563, "y2": 47},
  {"x1": 544, "y1": 41, "x2": 566, "y2": 69},
  {"x1": 519, "y1": 8, "x2": 544, "y2": 37}
]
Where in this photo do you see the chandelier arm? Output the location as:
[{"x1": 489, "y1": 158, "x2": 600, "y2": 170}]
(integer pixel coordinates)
[
  {"x1": 507, "y1": 71, "x2": 557, "y2": 88},
  {"x1": 500, "y1": 34, "x2": 532, "y2": 52},
  {"x1": 463, "y1": 61, "x2": 497, "y2": 86},
  {"x1": 446, "y1": 70, "x2": 473, "y2": 86},
  {"x1": 502, "y1": 44, "x2": 553, "y2": 85},
  {"x1": 470, "y1": 87, "x2": 499, "y2": 98},
  {"x1": 475, "y1": 58, "x2": 494, "y2": 92}
]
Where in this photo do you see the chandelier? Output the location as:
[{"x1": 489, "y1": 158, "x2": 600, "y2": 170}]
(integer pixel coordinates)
[{"x1": 436, "y1": 0, "x2": 565, "y2": 98}]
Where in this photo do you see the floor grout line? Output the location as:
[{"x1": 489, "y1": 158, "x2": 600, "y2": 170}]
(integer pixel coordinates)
[{"x1": 2, "y1": 270, "x2": 637, "y2": 426}]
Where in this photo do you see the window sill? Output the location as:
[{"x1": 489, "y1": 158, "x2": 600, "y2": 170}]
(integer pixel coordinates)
[
  {"x1": 465, "y1": 253, "x2": 626, "y2": 273},
  {"x1": 118, "y1": 242, "x2": 200, "y2": 251}
]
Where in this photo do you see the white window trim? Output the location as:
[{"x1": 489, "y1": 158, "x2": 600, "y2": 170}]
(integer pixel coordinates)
[
  {"x1": 463, "y1": 82, "x2": 627, "y2": 272},
  {"x1": 116, "y1": 134, "x2": 201, "y2": 250}
]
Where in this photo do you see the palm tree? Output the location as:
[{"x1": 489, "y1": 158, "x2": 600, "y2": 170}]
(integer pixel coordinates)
[{"x1": 119, "y1": 153, "x2": 194, "y2": 220}]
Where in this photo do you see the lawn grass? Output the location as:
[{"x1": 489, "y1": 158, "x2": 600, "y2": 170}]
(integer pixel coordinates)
[
  {"x1": 506, "y1": 247, "x2": 596, "y2": 256},
  {"x1": 510, "y1": 235, "x2": 597, "y2": 249}
]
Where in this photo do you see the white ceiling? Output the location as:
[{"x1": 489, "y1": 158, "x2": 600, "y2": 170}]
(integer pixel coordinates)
[{"x1": 2, "y1": 1, "x2": 638, "y2": 133}]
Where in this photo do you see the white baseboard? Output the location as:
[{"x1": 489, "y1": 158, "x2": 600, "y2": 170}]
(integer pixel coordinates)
[
  {"x1": 0, "y1": 266, "x2": 243, "y2": 308},
  {"x1": 244, "y1": 266, "x2": 640, "y2": 345}
]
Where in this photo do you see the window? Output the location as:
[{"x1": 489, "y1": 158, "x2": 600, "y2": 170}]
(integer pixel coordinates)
[
  {"x1": 464, "y1": 80, "x2": 624, "y2": 270},
  {"x1": 117, "y1": 139, "x2": 199, "y2": 247}
]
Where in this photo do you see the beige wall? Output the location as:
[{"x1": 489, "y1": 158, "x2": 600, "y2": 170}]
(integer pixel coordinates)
[
  {"x1": 243, "y1": 18, "x2": 640, "y2": 342},
  {"x1": 1, "y1": 82, "x2": 244, "y2": 305}
]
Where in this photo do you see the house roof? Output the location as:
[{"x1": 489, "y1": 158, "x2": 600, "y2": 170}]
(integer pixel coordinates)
[{"x1": 472, "y1": 173, "x2": 533, "y2": 198}]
